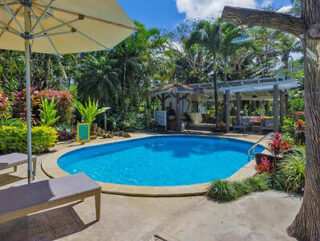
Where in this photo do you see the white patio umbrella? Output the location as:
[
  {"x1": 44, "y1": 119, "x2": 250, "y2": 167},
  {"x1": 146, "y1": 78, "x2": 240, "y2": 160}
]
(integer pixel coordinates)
[{"x1": 0, "y1": 0, "x2": 136, "y2": 183}]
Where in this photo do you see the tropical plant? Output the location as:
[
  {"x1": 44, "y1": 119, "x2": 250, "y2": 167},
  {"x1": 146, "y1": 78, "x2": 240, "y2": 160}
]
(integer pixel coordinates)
[
  {"x1": 0, "y1": 118, "x2": 24, "y2": 128},
  {"x1": 38, "y1": 89, "x2": 74, "y2": 124},
  {"x1": 252, "y1": 107, "x2": 266, "y2": 116},
  {"x1": 267, "y1": 132, "x2": 291, "y2": 171},
  {"x1": 207, "y1": 180, "x2": 237, "y2": 202},
  {"x1": 243, "y1": 176, "x2": 269, "y2": 192},
  {"x1": 56, "y1": 123, "x2": 75, "y2": 141},
  {"x1": 289, "y1": 90, "x2": 305, "y2": 112},
  {"x1": 282, "y1": 118, "x2": 296, "y2": 138},
  {"x1": 255, "y1": 156, "x2": 271, "y2": 174},
  {"x1": 186, "y1": 20, "x2": 222, "y2": 127},
  {"x1": 39, "y1": 96, "x2": 60, "y2": 127},
  {"x1": 74, "y1": 97, "x2": 108, "y2": 124},
  {"x1": 12, "y1": 87, "x2": 41, "y2": 122},
  {"x1": 207, "y1": 175, "x2": 269, "y2": 202},
  {"x1": 277, "y1": 148, "x2": 306, "y2": 193}
]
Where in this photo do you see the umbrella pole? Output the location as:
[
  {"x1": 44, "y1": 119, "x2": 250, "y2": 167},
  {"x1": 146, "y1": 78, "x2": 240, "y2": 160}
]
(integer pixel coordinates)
[{"x1": 24, "y1": 4, "x2": 33, "y2": 183}]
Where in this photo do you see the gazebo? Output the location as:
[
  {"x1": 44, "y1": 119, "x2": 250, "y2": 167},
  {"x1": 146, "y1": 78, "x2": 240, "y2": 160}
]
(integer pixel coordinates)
[{"x1": 149, "y1": 84, "x2": 203, "y2": 130}]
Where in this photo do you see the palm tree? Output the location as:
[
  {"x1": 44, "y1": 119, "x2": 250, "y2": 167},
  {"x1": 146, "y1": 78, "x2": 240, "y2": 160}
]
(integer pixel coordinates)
[
  {"x1": 187, "y1": 19, "x2": 222, "y2": 128},
  {"x1": 77, "y1": 52, "x2": 119, "y2": 109}
]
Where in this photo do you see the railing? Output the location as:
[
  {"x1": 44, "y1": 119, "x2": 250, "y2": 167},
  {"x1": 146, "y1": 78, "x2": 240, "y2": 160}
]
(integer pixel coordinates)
[{"x1": 248, "y1": 132, "x2": 274, "y2": 162}]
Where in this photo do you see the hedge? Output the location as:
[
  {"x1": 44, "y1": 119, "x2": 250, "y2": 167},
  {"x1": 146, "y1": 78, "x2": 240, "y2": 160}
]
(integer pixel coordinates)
[{"x1": 0, "y1": 125, "x2": 57, "y2": 154}]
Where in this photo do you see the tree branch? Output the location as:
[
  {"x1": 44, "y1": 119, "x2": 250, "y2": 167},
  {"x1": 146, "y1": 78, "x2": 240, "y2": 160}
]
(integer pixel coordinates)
[{"x1": 221, "y1": 6, "x2": 307, "y2": 37}]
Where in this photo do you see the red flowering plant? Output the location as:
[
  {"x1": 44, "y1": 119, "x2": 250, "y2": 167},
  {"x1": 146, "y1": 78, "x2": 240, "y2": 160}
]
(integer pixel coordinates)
[
  {"x1": 0, "y1": 91, "x2": 12, "y2": 121},
  {"x1": 255, "y1": 156, "x2": 271, "y2": 174},
  {"x1": 12, "y1": 87, "x2": 41, "y2": 123},
  {"x1": 267, "y1": 132, "x2": 292, "y2": 171},
  {"x1": 296, "y1": 119, "x2": 306, "y2": 131}
]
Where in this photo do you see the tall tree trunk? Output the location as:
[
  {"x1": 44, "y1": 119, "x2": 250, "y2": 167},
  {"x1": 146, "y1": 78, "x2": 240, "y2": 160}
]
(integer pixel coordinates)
[
  {"x1": 213, "y1": 71, "x2": 219, "y2": 128},
  {"x1": 287, "y1": 35, "x2": 320, "y2": 241},
  {"x1": 223, "y1": 63, "x2": 228, "y2": 123},
  {"x1": 221, "y1": 2, "x2": 320, "y2": 240}
]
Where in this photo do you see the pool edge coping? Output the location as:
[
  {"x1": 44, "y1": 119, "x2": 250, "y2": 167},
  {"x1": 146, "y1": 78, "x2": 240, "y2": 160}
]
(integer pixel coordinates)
[{"x1": 41, "y1": 134, "x2": 265, "y2": 197}]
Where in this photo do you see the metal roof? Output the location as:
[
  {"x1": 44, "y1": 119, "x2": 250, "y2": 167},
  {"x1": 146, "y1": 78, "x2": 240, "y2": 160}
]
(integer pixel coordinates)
[
  {"x1": 150, "y1": 77, "x2": 299, "y2": 101},
  {"x1": 219, "y1": 80, "x2": 298, "y2": 94}
]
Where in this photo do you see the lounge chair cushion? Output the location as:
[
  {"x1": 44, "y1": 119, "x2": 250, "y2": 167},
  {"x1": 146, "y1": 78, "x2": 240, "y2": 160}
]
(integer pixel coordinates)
[
  {"x1": 0, "y1": 153, "x2": 37, "y2": 170},
  {"x1": 0, "y1": 173, "x2": 100, "y2": 216}
]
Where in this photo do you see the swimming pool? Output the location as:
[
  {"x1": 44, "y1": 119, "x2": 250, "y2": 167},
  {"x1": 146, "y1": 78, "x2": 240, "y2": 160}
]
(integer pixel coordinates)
[{"x1": 58, "y1": 136, "x2": 264, "y2": 187}]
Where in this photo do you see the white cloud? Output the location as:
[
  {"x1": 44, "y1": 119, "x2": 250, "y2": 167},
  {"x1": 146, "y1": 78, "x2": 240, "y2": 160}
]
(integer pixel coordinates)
[
  {"x1": 261, "y1": 0, "x2": 272, "y2": 8},
  {"x1": 277, "y1": 5, "x2": 293, "y2": 13},
  {"x1": 176, "y1": 0, "x2": 257, "y2": 19}
]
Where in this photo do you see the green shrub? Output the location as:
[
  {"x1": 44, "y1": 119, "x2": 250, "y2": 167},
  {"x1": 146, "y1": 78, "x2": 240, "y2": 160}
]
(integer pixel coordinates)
[
  {"x1": 282, "y1": 118, "x2": 296, "y2": 139},
  {"x1": 252, "y1": 107, "x2": 266, "y2": 116},
  {"x1": 207, "y1": 175, "x2": 270, "y2": 202},
  {"x1": 207, "y1": 180, "x2": 237, "y2": 202},
  {"x1": 232, "y1": 181, "x2": 251, "y2": 197},
  {"x1": 0, "y1": 118, "x2": 24, "y2": 128},
  {"x1": 266, "y1": 172, "x2": 286, "y2": 192},
  {"x1": 277, "y1": 149, "x2": 306, "y2": 193},
  {"x1": 0, "y1": 125, "x2": 57, "y2": 154},
  {"x1": 243, "y1": 175, "x2": 269, "y2": 192}
]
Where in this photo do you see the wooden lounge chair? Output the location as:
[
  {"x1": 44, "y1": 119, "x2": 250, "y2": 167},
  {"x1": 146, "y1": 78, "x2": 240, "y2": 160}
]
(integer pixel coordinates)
[
  {"x1": 0, "y1": 173, "x2": 101, "y2": 224},
  {"x1": 0, "y1": 153, "x2": 37, "y2": 175}
]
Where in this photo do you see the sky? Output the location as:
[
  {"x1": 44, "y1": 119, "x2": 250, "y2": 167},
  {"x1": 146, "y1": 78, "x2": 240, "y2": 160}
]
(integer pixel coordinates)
[{"x1": 117, "y1": 0, "x2": 292, "y2": 30}]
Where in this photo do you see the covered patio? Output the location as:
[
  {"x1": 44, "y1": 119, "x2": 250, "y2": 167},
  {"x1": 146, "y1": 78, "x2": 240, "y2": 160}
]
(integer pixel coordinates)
[{"x1": 150, "y1": 77, "x2": 298, "y2": 132}]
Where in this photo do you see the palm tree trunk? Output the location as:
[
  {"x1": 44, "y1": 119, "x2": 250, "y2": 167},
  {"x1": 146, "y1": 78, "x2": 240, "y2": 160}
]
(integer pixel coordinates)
[
  {"x1": 223, "y1": 61, "x2": 228, "y2": 123},
  {"x1": 214, "y1": 71, "x2": 219, "y2": 128}
]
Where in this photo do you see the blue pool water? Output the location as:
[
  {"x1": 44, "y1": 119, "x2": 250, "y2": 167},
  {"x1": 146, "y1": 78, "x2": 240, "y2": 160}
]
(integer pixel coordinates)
[{"x1": 58, "y1": 136, "x2": 264, "y2": 186}]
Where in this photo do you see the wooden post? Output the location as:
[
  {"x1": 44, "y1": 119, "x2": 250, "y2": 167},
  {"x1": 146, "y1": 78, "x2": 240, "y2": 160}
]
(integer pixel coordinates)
[
  {"x1": 273, "y1": 85, "x2": 279, "y2": 132},
  {"x1": 285, "y1": 91, "x2": 289, "y2": 116},
  {"x1": 226, "y1": 90, "x2": 231, "y2": 132},
  {"x1": 280, "y1": 90, "x2": 285, "y2": 127},
  {"x1": 236, "y1": 93, "x2": 241, "y2": 125},
  {"x1": 161, "y1": 94, "x2": 166, "y2": 111},
  {"x1": 95, "y1": 192, "x2": 101, "y2": 221},
  {"x1": 176, "y1": 94, "x2": 181, "y2": 131}
]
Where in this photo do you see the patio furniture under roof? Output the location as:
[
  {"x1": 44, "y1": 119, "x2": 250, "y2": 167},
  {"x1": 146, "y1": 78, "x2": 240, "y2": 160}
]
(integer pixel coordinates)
[{"x1": 150, "y1": 77, "x2": 299, "y2": 132}]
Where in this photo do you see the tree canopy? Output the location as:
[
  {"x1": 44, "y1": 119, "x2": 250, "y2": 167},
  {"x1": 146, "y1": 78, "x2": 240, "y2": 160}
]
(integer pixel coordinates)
[{"x1": 0, "y1": 19, "x2": 303, "y2": 114}]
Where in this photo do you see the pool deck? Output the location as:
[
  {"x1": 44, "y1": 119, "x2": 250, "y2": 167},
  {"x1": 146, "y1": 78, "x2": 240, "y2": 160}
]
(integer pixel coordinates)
[
  {"x1": 41, "y1": 132, "x2": 268, "y2": 197},
  {"x1": 0, "y1": 132, "x2": 301, "y2": 241}
]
